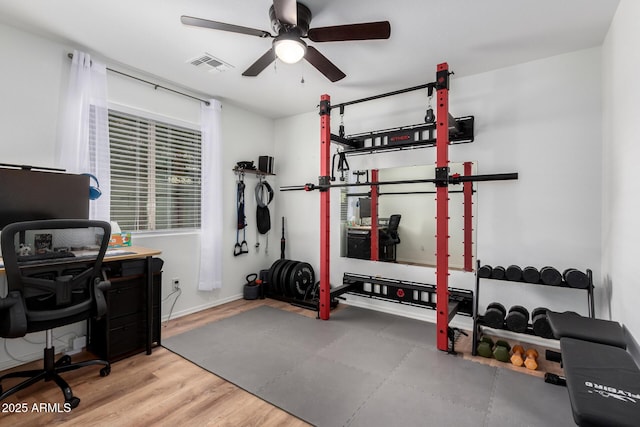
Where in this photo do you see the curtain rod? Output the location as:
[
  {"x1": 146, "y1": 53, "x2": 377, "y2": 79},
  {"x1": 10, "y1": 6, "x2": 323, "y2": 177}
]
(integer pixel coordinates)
[{"x1": 67, "y1": 53, "x2": 210, "y2": 106}]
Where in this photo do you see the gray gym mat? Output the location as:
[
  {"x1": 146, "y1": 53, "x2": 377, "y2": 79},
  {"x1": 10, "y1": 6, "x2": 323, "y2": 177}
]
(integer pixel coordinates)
[{"x1": 163, "y1": 305, "x2": 574, "y2": 427}]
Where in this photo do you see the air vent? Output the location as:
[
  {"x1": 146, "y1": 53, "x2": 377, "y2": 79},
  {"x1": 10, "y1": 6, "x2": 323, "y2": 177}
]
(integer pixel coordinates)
[{"x1": 187, "y1": 53, "x2": 234, "y2": 73}]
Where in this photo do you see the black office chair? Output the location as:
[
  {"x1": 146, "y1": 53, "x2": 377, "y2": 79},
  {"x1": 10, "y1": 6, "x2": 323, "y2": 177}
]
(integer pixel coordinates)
[
  {"x1": 379, "y1": 214, "x2": 401, "y2": 262},
  {"x1": 0, "y1": 219, "x2": 112, "y2": 409}
]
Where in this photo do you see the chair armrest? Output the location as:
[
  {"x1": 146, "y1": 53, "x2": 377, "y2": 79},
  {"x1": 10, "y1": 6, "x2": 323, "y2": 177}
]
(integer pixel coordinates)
[{"x1": 0, "y1": 291, "x2": 27, "y2": 338}]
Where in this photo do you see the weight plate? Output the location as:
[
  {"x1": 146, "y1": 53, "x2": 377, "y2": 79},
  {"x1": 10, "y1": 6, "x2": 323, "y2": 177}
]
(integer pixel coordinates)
[
  {"x1": 271, "y1": 259, "x2": 289, "y2": 296},
  {"x1": 288, "y1": 262, "x2": 314, "y2": 299},
  {"x1": 505, "y1": 265, "x2": 523, "y2": 281},
  {"x1": 522, "y1": 266, "x2": 540, "y2": 284},
  {"x1": 267, "y1": 259, "x2": 284, "y2": 295},
  {"x1": 279, "y1": 260, "x2": 299, "y2": 297}
]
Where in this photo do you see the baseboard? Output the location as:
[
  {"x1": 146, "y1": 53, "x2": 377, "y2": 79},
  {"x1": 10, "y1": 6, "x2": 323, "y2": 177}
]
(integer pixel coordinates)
[{"x1": 161, "y1": 293, "x2": 243, "y2": 322}]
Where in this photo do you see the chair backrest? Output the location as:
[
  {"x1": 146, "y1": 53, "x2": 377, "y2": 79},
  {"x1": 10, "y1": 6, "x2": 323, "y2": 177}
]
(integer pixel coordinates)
[
  {"x1": 388, "y1": 214, "x2": 401, "y2": 233},
  {"x1": 0, "y1": 219, "x2": 111, "y2": 338}
]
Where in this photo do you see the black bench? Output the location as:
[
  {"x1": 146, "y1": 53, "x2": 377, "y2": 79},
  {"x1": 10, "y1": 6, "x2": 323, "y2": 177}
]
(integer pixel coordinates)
[
  {"x1": 547, "y1": 311, "x2": 626, "y2": 349},
  {"x1": 560, "y1": 337, "x2": 640, "y2": 427},
  {"x1": 545, "y1": 312, "x2": 640, "y2": 426}
]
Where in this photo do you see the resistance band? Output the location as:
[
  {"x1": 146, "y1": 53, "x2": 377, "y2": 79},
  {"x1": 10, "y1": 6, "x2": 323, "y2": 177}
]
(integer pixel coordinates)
[{"x1": 234, "y1": 174, "x2": 249, "y2": 256}]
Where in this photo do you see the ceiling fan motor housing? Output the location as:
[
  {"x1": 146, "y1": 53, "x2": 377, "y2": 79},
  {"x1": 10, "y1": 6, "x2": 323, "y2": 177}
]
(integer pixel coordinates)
[{"x1": 269, "y1": 2, "x2": 312, "y2": 36}]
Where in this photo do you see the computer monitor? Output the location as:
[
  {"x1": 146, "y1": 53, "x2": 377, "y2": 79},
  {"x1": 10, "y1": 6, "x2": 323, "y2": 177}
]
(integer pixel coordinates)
[
  {"x1": 0, "y1": 168, "x2": 89, "y2": 230},
  {"x1": 358, "y1": 197, "x2": 371, "y2": 220}
]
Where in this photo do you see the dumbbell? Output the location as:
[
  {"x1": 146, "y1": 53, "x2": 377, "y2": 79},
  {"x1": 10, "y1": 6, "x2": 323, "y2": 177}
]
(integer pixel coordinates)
[
  {"x1": 522, "y1": 266, "x2": 540, "y2": 284},
  {"x1": 482, "y1": 302, "x2": 506, "y2": 329},
  {"x1": 493, "y1": 340, "x2": 511, "y2": 363},
  {"x1": 510, "y1": 344, "x2": 525, "y2": 367},
  {"x1": 540, "y1": 266, "x2": 562, "y2": 286},
  {"x1": 505, "y1": 265, "x2": 522, "y2": 281},
  {"x1": 505, "y1": 305, "x2": 530, "y2": 333},
  {"x1": 476, "y1": 336, "x2": 495, "y2": 358},
  {"x1": 532, "y1": 307, "x2": 554, "y2": 339},
  {"x1": 524, "y1": 348, "x2": 539, "y2": 370},
  {"x1": 478, "y1": 265, "x2": 493, "y2": 278},
  {"x1": 563, "y1": 268, "x2": 589, "y2": 289},
  {"x1": 490, "y1": 266, "x2": 506, "y2": 280}
]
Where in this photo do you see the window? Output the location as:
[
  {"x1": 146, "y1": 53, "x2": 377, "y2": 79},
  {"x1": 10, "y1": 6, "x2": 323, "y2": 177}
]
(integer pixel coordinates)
[{"x1": 108, "y1": 110, "x2": 202, "y2": 231}]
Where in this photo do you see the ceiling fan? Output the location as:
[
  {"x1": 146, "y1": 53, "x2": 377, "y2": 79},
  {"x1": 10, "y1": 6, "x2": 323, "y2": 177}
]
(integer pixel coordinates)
[{"x1": 180, "y1": 0, "x2": 391, "y2": 82}]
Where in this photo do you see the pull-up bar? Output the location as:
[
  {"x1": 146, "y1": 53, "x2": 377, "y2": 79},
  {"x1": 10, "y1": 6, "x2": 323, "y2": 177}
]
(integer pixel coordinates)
[
  {"x1": 332, "y1": 82, "x2": 436, "y2": 110},
  {"x1": 280, "y1": 172, "x2": 518, "y2": 192}
]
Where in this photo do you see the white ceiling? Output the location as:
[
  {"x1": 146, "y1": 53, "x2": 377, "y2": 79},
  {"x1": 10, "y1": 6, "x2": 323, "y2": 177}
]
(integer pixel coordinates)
[{"x1": 0, "y1": 0, "x2": 620, "y2": 119}]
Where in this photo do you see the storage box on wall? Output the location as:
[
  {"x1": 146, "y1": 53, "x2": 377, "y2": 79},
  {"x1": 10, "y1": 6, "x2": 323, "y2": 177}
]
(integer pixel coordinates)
[{"x1": 258, "y1": 156, "x2": 274, "y2": 174}]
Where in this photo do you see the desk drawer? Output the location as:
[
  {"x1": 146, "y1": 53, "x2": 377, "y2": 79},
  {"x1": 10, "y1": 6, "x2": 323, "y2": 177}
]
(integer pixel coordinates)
[
  {"x1": 108, "y1": 312, "x2": 148, "y2": 360},
  {"x1": 107, "y1": 279, "x2": 146, "y2": 318}
]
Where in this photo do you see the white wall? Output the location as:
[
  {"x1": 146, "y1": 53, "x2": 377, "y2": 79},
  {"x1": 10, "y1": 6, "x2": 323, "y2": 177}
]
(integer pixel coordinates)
[
  {"x1": 602, "y1": 0, "x2": 640, "y2": 341},
  {"x1": 0, "y1": 23, "x2": 275, "y2": 369},
  {"x1": 275, "y1": 48, "x2": 603, "y2": 336}
]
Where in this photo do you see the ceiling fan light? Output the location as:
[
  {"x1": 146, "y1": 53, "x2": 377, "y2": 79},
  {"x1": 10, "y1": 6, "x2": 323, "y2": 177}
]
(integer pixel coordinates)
[{"x1": 274, "y1": 37, "x2": 307, "y2": 64}]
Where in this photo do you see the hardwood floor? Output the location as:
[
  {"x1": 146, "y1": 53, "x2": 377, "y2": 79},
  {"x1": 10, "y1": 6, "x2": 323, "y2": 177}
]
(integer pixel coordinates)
[{"x1": 0, "y1": 299, "x2": 312, "y2": 427}]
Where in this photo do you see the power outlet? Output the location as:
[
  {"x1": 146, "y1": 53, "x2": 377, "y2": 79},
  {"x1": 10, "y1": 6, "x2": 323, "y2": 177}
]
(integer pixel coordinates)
[{"x1": 172, "y1": 278, "x2": 180, "y2": 291}]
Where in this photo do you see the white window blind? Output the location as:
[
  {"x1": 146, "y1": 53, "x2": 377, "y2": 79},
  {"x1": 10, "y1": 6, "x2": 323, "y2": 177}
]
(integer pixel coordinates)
[{"x1": 108, "y1": 110, "x2": 202, "y2": 231}]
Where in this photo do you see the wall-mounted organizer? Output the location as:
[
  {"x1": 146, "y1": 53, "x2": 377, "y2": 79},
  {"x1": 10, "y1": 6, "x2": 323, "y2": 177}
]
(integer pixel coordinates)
[{"x1": 471, "y1": 260, "x2": 595, "y2": 356}]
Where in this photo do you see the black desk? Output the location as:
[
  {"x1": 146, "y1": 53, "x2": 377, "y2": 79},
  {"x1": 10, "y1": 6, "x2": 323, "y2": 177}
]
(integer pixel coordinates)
[
  {"x1": 1, "y1": 246, "x2": 162, "y2": 362},
  {"x1": 346, "y1": 226, "x2": 395, "y2": 261}
]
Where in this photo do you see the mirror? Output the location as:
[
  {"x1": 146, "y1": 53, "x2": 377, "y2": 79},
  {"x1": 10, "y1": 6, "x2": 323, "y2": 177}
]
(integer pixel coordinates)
[{"x1": 339, "y1": 162, "x2": 477, "y2": 270}]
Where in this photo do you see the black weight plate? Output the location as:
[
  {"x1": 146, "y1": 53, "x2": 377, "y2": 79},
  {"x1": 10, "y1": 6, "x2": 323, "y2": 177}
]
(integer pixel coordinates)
[
  {"x1": 279, "y1": 260, "x2": 299, "y2": 297},
  {"x1": 478, "y1": 265, "x2": 492, "y2": 278},
  {"x1": 540, "y1": 266, "x2": 562, "y2": 286},
  {"x1": 505, "y1": 265, "x2": 523, "y2": 281},
  {"x1": 490, "y1": 266, "x2": 506, "y2": 280},
  {"x1": 522, "y1": 266, "x2": 540, "y2": 284},
  {"x1": 563, "y1": 268, "x2": 589, "y2": 289},
  {"x1": 271, "y1": 259, "x2": 289, "y2": 296},
  {"x1": 268, "y1": 259, "x2": 286, "y2": 295},
  {"x1": 288, "y1": 262, "x2": 314, "y2": 299}
]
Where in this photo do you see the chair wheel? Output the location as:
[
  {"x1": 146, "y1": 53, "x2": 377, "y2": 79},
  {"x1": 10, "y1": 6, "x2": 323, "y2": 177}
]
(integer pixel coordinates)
[
  {"x1": 100, "y1": 366, "x2": 111, "y2": 377},
  {"x1": 57, "y1": 355, "x2": 72, "y2": 366},
  {"x1": 66, "y1": 396, "x2": 81, "y2": 409}
]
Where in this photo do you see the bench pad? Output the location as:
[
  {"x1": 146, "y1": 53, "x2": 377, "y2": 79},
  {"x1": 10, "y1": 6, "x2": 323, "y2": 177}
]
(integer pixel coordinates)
[
  {"x1": 561, "y1": 337, "x2": 640, "y2": 427},
  {"x1": 547, "y1": 311, "x2": 626, "y2": 349}
]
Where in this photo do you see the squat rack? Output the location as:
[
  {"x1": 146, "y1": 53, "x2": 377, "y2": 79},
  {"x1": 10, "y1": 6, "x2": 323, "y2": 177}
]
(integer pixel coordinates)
[{"x1": 283, "y1": 62, "x2": 518, "y2": 352}]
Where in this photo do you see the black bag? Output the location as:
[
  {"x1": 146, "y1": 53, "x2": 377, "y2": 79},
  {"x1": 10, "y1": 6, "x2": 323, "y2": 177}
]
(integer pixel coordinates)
[{"x1": 256, "y1": 205, "x2": 271, "y2": 234}]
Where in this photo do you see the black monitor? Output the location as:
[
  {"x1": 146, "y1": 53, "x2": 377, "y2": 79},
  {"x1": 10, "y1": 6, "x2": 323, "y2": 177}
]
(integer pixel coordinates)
[
  {"x1": 358, "y1": 197, "x2": 372, "y2": 219},
  {"x1": 0, "y1": 168, "x2": 90, "y2": 230}
]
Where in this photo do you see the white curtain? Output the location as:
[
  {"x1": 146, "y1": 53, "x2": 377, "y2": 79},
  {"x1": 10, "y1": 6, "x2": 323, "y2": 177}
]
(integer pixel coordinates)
[
  {"x1": 198, "y1": 99, "x2": 223, "y2": 290},
  {"x1": 56, "y1": 50, "x2": 111, "y2": 221}
]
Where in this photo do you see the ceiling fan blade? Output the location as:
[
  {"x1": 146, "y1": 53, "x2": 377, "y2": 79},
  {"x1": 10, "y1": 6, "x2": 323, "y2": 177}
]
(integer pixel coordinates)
[
  {"x1": 273, "y1": 0, "x2": 298, "y2": 26},
  {"x1": 242, "y1": 48, "x2": 276, "y2": 77},
  {"x1": 308, "y1": 21, "x2": 391, "y2": 42},
  {"x1": 181, "y1": 16, "x2": 271, "y2": 38},
  {"x1": 304, "y1": 46, "x2": 346, "y2": 82}
]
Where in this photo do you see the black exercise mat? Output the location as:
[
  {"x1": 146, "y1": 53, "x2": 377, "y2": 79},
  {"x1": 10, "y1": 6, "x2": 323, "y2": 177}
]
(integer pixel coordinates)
[{"x1": 163, "y1": 305, "x2": 574, "y2": 427}]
